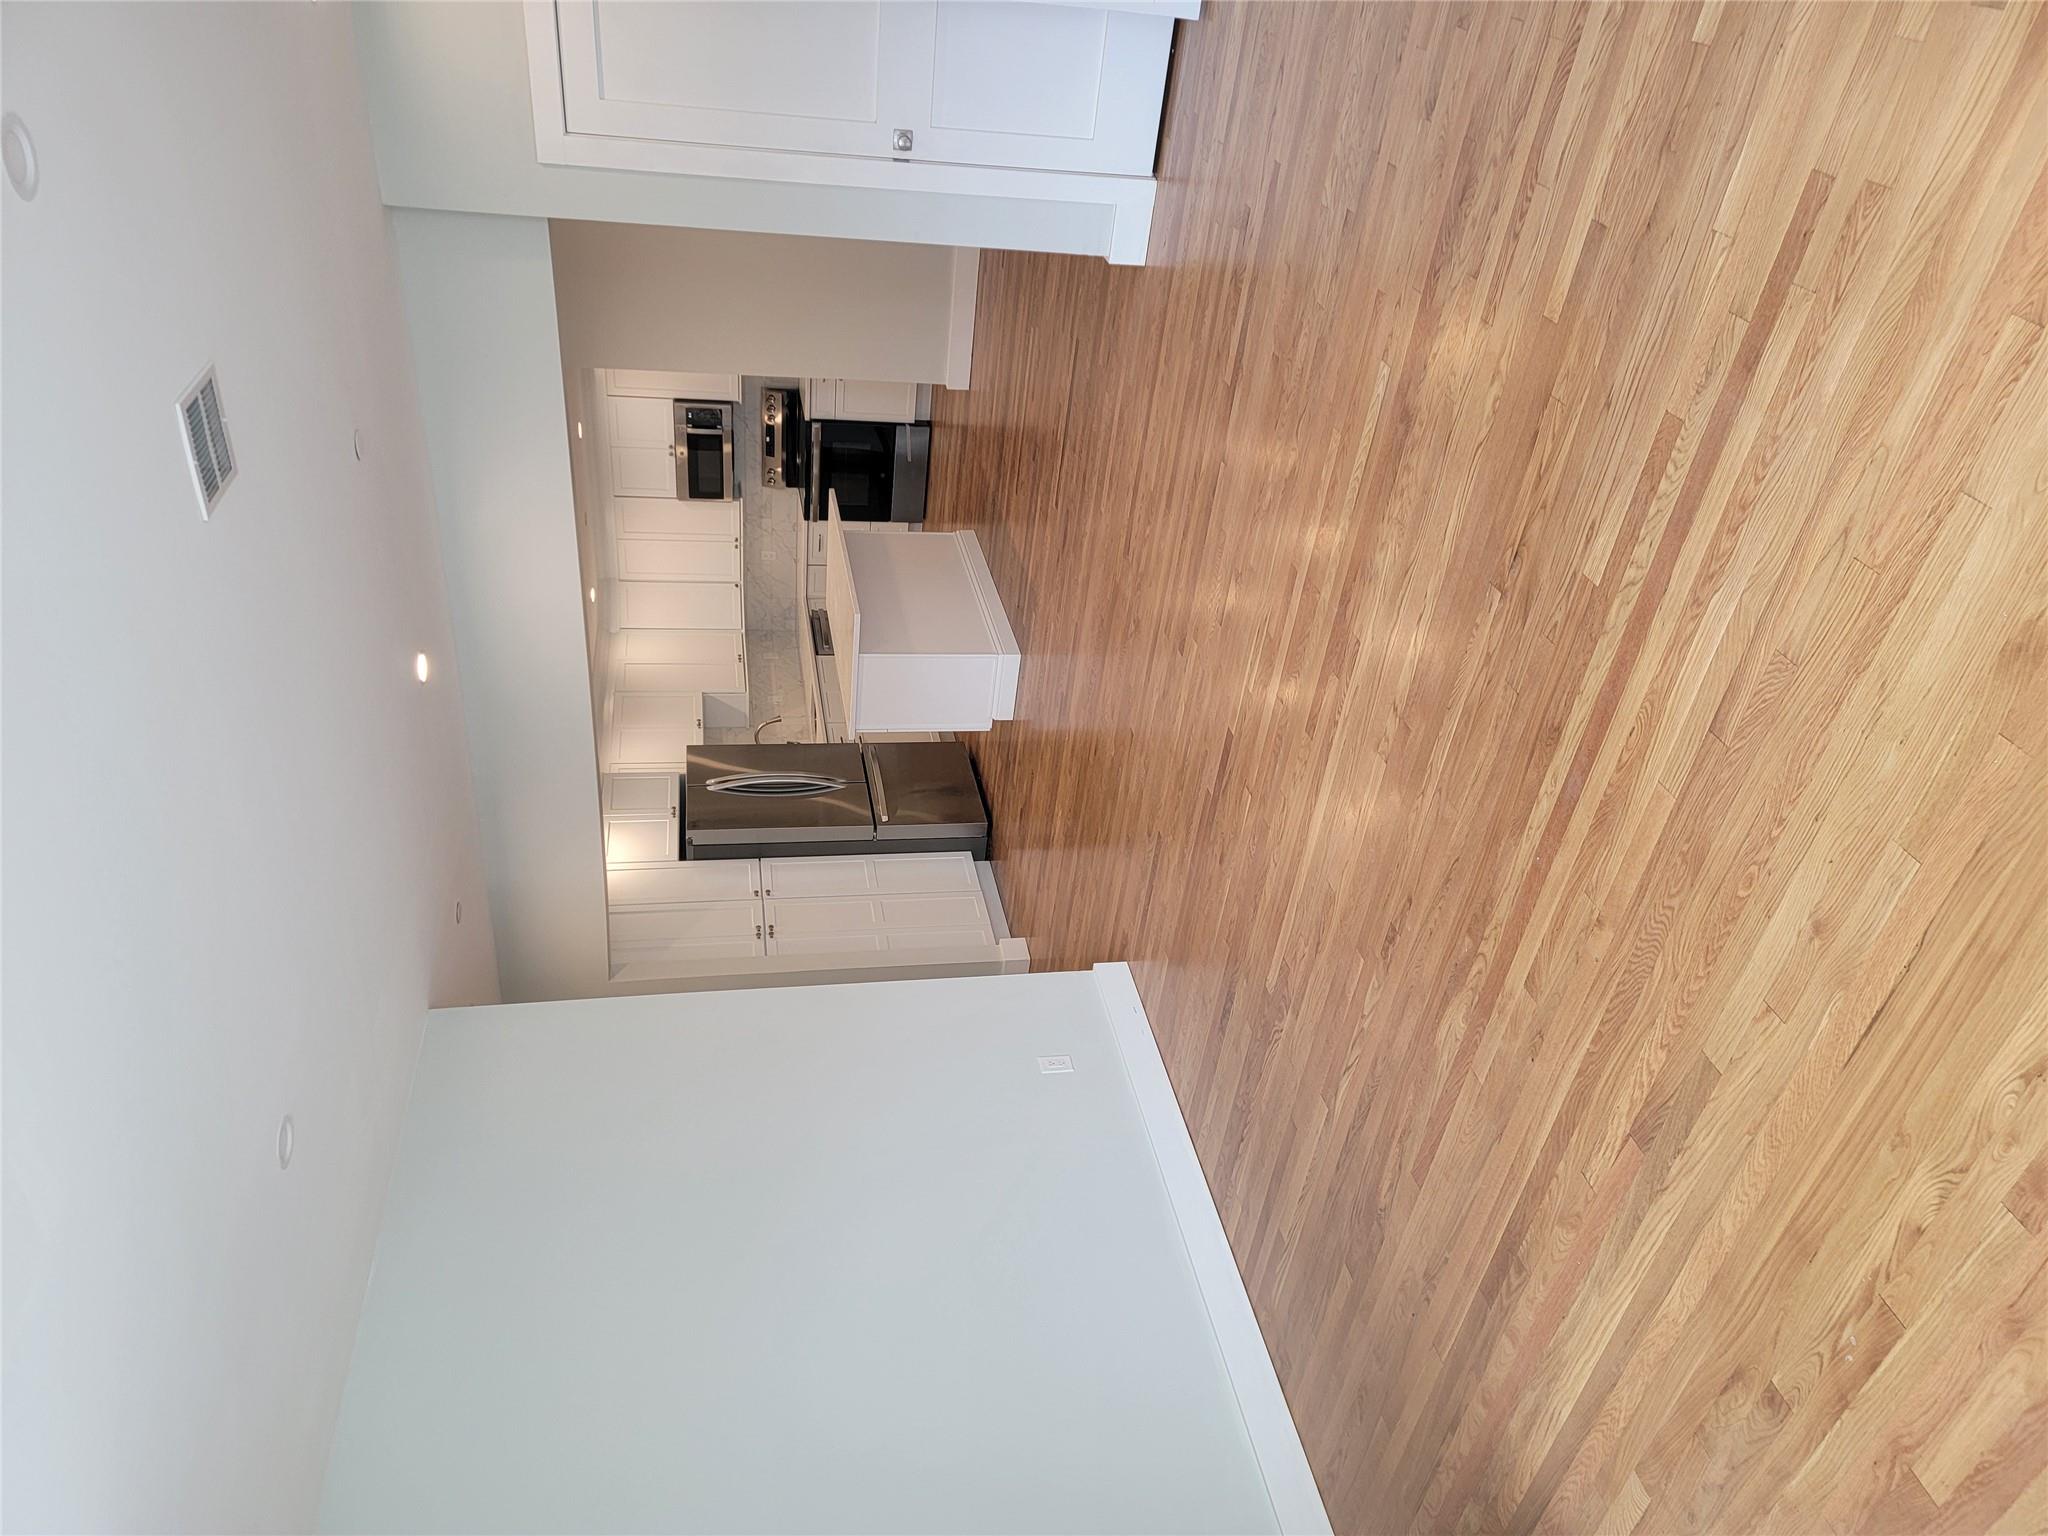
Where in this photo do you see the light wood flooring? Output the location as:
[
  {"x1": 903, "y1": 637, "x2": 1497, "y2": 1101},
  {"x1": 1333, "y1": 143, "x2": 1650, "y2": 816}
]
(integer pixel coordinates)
[{"x1": 927, "y1": 2, "x2": 2048, "y2": 1530}]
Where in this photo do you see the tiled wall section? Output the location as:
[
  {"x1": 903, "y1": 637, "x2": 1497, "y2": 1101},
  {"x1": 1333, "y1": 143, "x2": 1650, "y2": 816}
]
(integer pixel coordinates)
[{"x1": 716, "y1": 378, "x2": 808, "y2": 745}]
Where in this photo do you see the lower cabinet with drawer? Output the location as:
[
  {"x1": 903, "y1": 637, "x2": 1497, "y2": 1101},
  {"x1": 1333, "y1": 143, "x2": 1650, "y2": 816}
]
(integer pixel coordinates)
[{"x1": 605, "y1": 852, "x2": 995, "y2": 978}]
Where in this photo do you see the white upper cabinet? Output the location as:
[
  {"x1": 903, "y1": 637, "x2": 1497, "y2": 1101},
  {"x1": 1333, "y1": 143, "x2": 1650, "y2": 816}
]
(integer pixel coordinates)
[
  {"x1": 559, "y1": 2, "x2": 927, "y2": 159},
  {"x1": 552, "y1": 1, "x2": 1171, "y2": 176},
  {"x1": 606, "y1": 369, "x2": 741, "y2": 401},
  {"x1": 917, "y1": 1, "x2": 1172, "y2": 174}
]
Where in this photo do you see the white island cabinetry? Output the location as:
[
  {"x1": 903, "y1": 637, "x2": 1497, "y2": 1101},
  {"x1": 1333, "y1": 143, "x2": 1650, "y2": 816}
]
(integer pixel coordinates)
[{"x1": 823, "y1": 497, "x2": 1020, "y2": 735}]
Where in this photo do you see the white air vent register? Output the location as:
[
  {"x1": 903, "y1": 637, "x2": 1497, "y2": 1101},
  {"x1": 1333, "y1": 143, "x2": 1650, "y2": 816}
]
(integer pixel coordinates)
[{"x1": 178, "y1": 366, "x2": 236, "y2": 518}]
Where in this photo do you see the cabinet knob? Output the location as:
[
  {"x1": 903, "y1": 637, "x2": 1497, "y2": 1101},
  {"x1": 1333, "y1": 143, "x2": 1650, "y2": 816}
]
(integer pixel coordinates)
[
  {"x1": 892, "y1": 128, "x2": 914, "y2": 153},
  {"x1": 755, "y1": 924, "x2": 763, "y2": 940}
]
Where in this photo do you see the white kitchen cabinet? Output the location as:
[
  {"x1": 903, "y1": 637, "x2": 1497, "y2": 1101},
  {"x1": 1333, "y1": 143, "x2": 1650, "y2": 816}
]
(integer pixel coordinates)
[
  {"x1": 615, "y1": 627, "x2": 746, "y2": 696},
  {"x1": 617, "y1": 534, "x2": 743, "y2": 582},
  {"x1": 605, "y1": 813, "x2": 676, "y2": 867},
  {"x1": 603, "y1": 772, "x2": 675, "y2": 816},
  {"x1": 550, "y1": 1, "x2": 1171, "y2": 176},
  {"x1": 615, "y1": 579, "x2": 744, "y2": 631},
  {"x1": 614, "y1": 496, "x2": 740, "y2": 541},
  {"x1": 824, "y1": 502, "x2": 1020, "y2": 733},
  {"x1": 602, "y1": 689, "x2": 703, "y2": 772},
  {"x1": 610, "y1": 445, "x2": 676, "y2": 498},
  {"x1": 605, "y1": 851, "x2": 998, "y2": 977},
  {"x1": 607, "y1": 395, "x2": 678, "y2": 497},
  {"x1": 764, "y1": 892, "x2": 993, "y2": 955},
  {"x1": 606, "y1": 369, "x2": 741, "y2": 402},
  {"x1": 525, "y1": 4, "x2": 1177, "y2": 265},
  {"x1": 607, "y1": 394, "x2": 674, "y2": 446},
  {"x1": 558, "y1": 2, "x2": 926, "y2": 160},
  {"x1": 805, "y1": 377, "x2": 921, "y2": 424},
  {"x1": 919, "y1": 2, "x2": 1173, "y2": 173},
  {"x1": 608, "y1": 857, "x2": 759, "y2": 908},
  {"x1": 602, "y1": 773, "x2": 680, "y2": 867},
  {"x1": 609, "y1": 900, "x2": 766, "y2": 975},
  {"x1": 761, "y1": 852, "x2": 978, "y2": 900}
]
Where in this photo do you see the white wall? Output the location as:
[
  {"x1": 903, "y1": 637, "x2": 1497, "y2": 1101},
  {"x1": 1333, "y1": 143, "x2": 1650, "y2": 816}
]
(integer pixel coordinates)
[
  {"x1": 319, "y1": 971, "x2": 1280, "y2": 1535},
  {"x1": 351, "y1": 1, "x2": 1112, "y2": 260},
  {"x1": 0, "y1": 5, "x2": 499, "y2": 1530},
  {"x1": 389, "y1": 209, "x2": 612, "y2": 1005},
  {"x1": 551, "y1": 221, "x2": 972, "y2": 386}
]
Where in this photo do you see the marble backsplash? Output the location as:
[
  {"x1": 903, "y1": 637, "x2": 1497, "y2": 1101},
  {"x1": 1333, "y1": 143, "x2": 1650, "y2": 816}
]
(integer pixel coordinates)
[{"x1": 710, "y1": 377, "x2": 810, "y2": 744}]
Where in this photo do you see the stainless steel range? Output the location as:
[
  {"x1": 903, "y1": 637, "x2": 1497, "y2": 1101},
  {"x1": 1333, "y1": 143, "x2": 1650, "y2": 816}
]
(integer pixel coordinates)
[{"x1": 683, "y1": 741, "x2": 988, "y2": 861}]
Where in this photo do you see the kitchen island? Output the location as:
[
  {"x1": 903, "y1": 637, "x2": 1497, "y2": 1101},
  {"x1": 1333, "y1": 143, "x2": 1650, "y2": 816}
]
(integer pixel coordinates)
[{"x1": 800, "y1": 494, "x2": 1021, "y2": 738}]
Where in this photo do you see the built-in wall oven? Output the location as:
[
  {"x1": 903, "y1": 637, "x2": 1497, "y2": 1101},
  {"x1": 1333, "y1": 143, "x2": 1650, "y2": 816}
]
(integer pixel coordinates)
[
  {"x1": 807, "y1": 418, "x2": 930, "y2": 525},
  {"x1": 674, "y1": 399, "x2": 736, "y2": 501}
]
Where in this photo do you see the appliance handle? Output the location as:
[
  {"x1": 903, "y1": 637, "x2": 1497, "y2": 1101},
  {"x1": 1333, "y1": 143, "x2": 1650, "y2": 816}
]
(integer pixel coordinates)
[
  {"x1": 864, "y1": 747, "x2": 890, "y2": 824},
  {"x1": 703, "y1": 772, "x2": 850, "y2": 796},
  {"x1": 808, "y1": 421, "x2": 822, "y2": 520}
]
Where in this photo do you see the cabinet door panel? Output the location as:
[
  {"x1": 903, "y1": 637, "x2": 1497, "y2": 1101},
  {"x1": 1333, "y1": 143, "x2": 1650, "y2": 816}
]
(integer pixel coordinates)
[
  {"x1": 608, "y1": 369, "x2": 740, "y2": 401},
  {"x1": 614, "y1": 497, "x2": 740, "y2": 540},
  {"x1": 761, "y1": 852, "x2": 975, "y2": 898},
  {"x1": 608, "y1": 395, "x2": 675, "y2": 447},
  {"x1": 617, "y1": 535, "x2": 743, "y2": 582},
  {"x1": 610, "y1": 899, "x2": 760, "y2": 945},
  {"x1": 617, "y1": 627, "x2": 745, "y2": 695},
  {"x1": 833, "y1": 379, "x2": 919, "y2": 423},
  {"x1": 919, "y1": 2, "x2": 1171, "y2": 174},
  {"x1": 605, "y1": 689, "x2": 703, "y2": 770},
  {"x1": 767, "y1": 931, "x2": 889, "y2": 957},
  {"x1": 608, "y1": 860, "x2": 759, "y2": 907},
  {"x1": 616, "y1": 581, "x2": 744, "y2": 629},
  {"x1": 619, "y1": 654, "x2": 745, "y2": 695},
  {"x1": 766, "y1": 891, "x2": 988, "y2": 936},
  {"x1": 557, "y1": 1, "x2": 927, "y2": 160},
  {"x1": 611, "y1": 444, "x2": 677, "y2": 498},
  {"x1": 605, "y1": 813, "x2": 677, "y2": 866},
  {"x1": 603, "y1": 773, "x2": 678, "y2": 815},
  {"x1": 881, "y1": 926, "x2": 997, "y2": 951}
]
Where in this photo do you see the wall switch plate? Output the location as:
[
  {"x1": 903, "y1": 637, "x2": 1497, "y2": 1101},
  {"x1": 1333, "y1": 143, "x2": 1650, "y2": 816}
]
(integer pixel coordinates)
[{"x1": 1037, "y1": 1055, "x2": 1075, "y2": 1074}]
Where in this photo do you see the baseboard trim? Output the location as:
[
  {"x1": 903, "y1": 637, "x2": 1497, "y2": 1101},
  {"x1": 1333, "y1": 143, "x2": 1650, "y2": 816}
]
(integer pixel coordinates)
[{"x1": 1092, "y1": 962, "x2": 1332, "y2": 1535}]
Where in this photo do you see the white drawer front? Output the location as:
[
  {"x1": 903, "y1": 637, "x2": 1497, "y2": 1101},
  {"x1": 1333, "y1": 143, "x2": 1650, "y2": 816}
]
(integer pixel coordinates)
[
  {"x1": 607, "y1": 860, "x2": 760, "y2": 907},
  {"x1": 761, "y1": 852, "x2": 977, "y2": 899}
]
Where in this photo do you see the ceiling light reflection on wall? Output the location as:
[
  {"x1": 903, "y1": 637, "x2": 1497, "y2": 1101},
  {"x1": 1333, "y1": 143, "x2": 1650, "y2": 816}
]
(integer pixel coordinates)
[{"x1": 414, "y1": 652, "x2": 431, "y2": 684}]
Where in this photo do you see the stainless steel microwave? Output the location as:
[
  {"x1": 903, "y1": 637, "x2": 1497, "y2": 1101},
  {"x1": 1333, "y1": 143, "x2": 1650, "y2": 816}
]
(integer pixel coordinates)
[{"x1": 673, "y1": 399, "x2": 736, "y2": 501}]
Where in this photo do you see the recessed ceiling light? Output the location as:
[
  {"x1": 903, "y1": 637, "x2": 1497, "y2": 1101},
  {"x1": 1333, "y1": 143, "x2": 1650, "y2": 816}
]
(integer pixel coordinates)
[
  {"x1": 575, "y1": 421, "x2": 584, "y2": 440},
  {"x1": 414, "y1": 652, "x2": 430, "y2": 683},
  {"x1": 588, "y1": 586, "x2": 597, "y2": 604}
]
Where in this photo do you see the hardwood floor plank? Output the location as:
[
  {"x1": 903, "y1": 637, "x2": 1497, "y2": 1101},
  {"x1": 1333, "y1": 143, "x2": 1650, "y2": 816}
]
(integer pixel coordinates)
[{"x1": 927, "y1": 4, "x2": 2048, "y2": 1529}]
